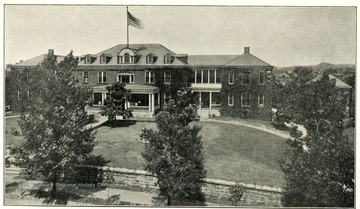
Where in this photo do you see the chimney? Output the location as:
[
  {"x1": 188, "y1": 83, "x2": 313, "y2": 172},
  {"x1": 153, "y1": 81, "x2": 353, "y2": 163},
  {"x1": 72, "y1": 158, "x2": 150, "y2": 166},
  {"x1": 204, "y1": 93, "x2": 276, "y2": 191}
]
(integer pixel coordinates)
[
  {"x1": 48, "y1": 49, "x2": 54, "y2": 57},
  {"x1": 244, "y1": 47, "x2": 250, "y2": 53}
]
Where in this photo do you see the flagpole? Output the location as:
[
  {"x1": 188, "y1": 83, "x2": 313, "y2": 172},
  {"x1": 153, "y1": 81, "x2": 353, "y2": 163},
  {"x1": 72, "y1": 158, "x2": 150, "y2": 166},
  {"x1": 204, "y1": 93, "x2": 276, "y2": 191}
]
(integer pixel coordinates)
[{"x1": 126, "y1": 6, "x2": 129, "y2": 48}]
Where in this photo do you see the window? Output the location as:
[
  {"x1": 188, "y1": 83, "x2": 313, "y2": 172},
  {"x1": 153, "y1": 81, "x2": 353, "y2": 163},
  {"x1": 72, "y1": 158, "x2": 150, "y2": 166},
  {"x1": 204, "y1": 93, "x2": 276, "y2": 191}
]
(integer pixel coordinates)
[
  {"x1": 259, "y1": 72, "x2": 265, "y2": 85},
  {"x1": 209, "y1": 70, "x2": 215, "y2": 83},
  {"x1": 228, "y1": 73, "x2": 234, "y2": 84},
  {"x1": 242, "y1": 72, "x2": 251, "y2": 84},
  {"x1": 93, "y1": 93, "x2": 103, "y2": 105},
  {"x1": 212, "y1": 92, "x2": 221, "y2": 109},
  {"x1": 146, "y1": 54, "x2": 154, "y2": 64},
  {"x1": 194, "y1": 69, "x2": 219, "y2": 84},
  {"x1": 98, "y1": 72, "x2": 107, "y2": 83},
  {"x1": 100, "y1": 55, "x2": 106, "y2": 64},
  {"x1": 203, "y1": 70, "x2": 209, "y2": 83},
  {"x1": 124, "y1": 53, "x2": 130, "y2": 63},
  {"x1": 196, "y1": 70, "x2": 202, "y2": 83},
  {"x1": 258, "y1": 94, "x2": 265, "y2": 107},
  {"x1": 118, "y1": 74, "x2": 134, "y2": 83},
  {"x1": 228, "y1": 93, "x2": 234, "y2": 106},
  {"x1": 83, "y1": 71, "x2": 89, "y2": 83},
  {"x1": 85, "y1": 56, "x2": 92, "y2": 64},
  {"x1": 130, "y1": 94, "x2": 149, "y2": 107},
  {"x1": 216, "y1": 70, "x2": 221, "y2": 83},
  {"x1": 145, "y1": 71, "x2": 155, "y2": 83},
  {"x1": 164, "y1": 92, "x2": 171, "y2": 104},
  {"x1": 164, "y1": 54, "x2": 172, "y2": 64},
  {"x1": 241, "y1": 93, "x2": 251, "y2": 106},
  {"x1": 164, "y1": 72, "x2": 171, "y2": 84}
]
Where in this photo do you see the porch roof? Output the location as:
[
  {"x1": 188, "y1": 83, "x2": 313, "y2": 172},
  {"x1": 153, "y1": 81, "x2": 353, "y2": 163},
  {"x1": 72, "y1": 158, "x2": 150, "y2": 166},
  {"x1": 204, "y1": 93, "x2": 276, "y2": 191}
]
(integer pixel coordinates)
[{"x1": 92, "y1": 84, "x2": 160, "y2": 94}]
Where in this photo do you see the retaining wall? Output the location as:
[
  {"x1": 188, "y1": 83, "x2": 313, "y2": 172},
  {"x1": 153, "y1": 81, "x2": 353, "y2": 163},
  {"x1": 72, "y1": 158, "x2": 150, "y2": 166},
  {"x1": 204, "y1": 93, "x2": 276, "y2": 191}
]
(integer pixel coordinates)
[{"x1": 81, "y1": 165, "x2": 283, "y2": 206}]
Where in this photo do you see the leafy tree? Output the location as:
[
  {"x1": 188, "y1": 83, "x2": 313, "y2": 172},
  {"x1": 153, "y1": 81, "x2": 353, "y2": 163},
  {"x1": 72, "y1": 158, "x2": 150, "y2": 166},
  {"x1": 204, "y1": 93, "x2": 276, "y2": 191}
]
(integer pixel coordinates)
[
  {"x1": 14, "y1": 51, "x2": 96, "y2": 197},
  {"x1": 280, "y1": 73, "x2": 354, "y2": 207},
  {"x1": 141, "y1": 87, "x2": 206, "y2": 206},
  {"x1": 272, "y1": 67, "x2": 314, "y2": 124},
  {"x1": 100, "y1": 82, "x2": 131, "y2": 123}
]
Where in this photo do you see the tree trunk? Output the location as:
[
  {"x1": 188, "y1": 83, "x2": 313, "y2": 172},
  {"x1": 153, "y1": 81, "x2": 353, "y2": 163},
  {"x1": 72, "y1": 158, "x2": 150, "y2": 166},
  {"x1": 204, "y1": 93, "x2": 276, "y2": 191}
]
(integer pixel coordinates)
[
  {"x1": 52, "y1": 180, "x2": 57, "y2": 198},
  {"x1": 167, "y1": 195, "x2": 171, "y2": 206}
]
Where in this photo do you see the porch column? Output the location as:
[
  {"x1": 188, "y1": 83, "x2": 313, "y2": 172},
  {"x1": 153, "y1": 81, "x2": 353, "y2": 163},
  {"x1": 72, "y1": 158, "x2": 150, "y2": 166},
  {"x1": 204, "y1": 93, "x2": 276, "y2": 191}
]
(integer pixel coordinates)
[
  {"x1": 209, "y1": 92, "x2": 212, "y2": 115},
  {"x1": 199, "y1": 92, "x2": 202, "y2": 109},
  {"x1": 157, "y1": 93, "x2": 160, "y2": 105},
  {"x1": 148, "y1": 94, "x2": 151, "y2": 112},
  {"x1": 151, "y1": 93, "x2": 155, "y2": 113},
  {"x1": 102, "y1": 93, "x2": 106, "y2": 106}
]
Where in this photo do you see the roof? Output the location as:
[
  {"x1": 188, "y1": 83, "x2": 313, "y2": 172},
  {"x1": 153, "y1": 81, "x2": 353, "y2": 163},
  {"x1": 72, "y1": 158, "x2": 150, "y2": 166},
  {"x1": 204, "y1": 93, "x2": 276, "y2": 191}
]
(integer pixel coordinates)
[
  {"x1": 224, "y1": 53, "x2": 271, "y2": 67},
  {"x1": 13, "y1": 54, "x2": 65, "y2": 67},
  {"x1": 78, "y1": 44, "x2": 187, "y2": 66},
  {"x1": 187, "y1": 55, "x2": 238, "y2": 66},
  {"x1": 309, "y1": 74, "x2": 352, "y2": 89},
  {"x1": 278, "y1": 73, "x2": 290, "y2": 78},
  {"x1": 92, "y1": 84, "x2": 159, "y2": 93}
]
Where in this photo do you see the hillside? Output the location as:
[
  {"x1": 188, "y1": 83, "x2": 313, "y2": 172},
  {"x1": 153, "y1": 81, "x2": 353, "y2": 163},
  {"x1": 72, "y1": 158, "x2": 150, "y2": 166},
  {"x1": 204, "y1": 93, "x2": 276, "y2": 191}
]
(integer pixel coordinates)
[{"x1": 273, "y1": 62, "x2": 355, "y2": 76}]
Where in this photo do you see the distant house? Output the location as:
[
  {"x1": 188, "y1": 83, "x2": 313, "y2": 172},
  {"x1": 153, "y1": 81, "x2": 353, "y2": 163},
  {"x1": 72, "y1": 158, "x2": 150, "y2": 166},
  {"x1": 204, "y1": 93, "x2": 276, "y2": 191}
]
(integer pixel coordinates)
[
  {"x1": 276, "y1": 72, "x2": 291, "y2": 85},
  {"x1": 308, "y1": 73, "x2": 353, "y2": 121},
  {"x1": 9, "y1": 44, "x2": 274, "y2": 120}
]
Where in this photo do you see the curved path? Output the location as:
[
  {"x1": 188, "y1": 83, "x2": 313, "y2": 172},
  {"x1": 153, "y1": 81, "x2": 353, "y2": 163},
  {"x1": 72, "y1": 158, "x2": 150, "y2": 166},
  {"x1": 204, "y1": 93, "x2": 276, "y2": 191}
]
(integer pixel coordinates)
[{"x1": 204, "y1": 118, "x2": 290, "y2": 139}]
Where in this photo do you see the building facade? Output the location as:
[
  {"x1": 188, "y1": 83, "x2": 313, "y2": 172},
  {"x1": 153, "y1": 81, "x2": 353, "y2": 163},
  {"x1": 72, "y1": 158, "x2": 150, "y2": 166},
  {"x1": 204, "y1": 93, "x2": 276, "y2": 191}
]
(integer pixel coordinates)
[{"x1": 9, "y1": 44, "x2": 274, "y2": 120}]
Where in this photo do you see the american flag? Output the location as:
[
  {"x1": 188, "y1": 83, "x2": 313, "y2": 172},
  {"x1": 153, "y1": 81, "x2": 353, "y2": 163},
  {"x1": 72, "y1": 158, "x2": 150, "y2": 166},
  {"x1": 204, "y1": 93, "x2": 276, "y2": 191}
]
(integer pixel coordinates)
[{"x1": 128, "y1": 11, "x2": 143, "y2": 29}]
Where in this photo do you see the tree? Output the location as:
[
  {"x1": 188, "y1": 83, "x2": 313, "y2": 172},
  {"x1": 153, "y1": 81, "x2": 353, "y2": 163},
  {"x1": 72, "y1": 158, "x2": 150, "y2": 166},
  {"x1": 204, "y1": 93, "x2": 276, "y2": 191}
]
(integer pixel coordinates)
[
  {"x1": 140, "y1": 87, "x2": 206, "y2": 206},
  {"x1": 272, "y1": 67, "x2": 314, "y2": 124},
  {"x1": 280, "y1": 73, "x2": 354, "y2": 207},
  {"x1": 100, "y1": 82, "x2": 131, "y2": 123},
  {"x1": 14, "y1": 51, "x2": 96, "y2": 197}
]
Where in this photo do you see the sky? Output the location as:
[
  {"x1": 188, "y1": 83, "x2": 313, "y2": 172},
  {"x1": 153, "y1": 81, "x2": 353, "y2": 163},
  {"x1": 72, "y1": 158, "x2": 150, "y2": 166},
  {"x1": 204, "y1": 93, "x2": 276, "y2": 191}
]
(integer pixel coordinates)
[{"x1": 4, "y1": 5, "x2": 356, "y2": 67}]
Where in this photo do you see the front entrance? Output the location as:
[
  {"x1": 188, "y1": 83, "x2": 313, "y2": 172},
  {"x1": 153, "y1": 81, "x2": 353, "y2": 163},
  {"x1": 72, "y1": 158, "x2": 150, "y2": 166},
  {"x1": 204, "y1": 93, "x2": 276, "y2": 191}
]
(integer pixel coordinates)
[{"x1": 194, "y1": 91, "x2": 221, "y2": 119}]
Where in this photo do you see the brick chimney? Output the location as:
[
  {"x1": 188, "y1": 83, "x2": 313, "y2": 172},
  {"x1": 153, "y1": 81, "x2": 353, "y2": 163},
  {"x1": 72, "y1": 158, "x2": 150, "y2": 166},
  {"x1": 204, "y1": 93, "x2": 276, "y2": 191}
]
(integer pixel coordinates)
[
  {"x1": 244, "y1": 47, "x2": 250, "y2": 53},
  {"x1": 48, "y1": 49, "x2": 54, "y2": 57}
]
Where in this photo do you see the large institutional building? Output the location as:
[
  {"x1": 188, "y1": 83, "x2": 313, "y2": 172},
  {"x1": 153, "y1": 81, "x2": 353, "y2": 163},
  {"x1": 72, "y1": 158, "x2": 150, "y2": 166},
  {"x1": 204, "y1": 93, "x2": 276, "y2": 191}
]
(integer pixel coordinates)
[{"x1": 10, "y1": 43, "x2": 274, "y2": 120}]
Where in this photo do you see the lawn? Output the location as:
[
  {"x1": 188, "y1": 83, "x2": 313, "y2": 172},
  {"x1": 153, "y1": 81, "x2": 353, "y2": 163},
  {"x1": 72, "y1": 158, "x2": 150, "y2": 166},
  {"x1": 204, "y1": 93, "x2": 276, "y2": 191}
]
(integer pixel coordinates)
[
  {"x1": 92, "y1": 121, "x2": 288, "y2": 188},
  {"x1": 6, "y1": 117, "x2": 287, "y2": 187}
]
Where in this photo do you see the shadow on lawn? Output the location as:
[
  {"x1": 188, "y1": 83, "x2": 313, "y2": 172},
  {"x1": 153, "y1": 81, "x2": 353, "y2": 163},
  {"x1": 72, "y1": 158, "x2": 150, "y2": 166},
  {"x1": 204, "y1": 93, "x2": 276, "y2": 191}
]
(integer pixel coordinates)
[{"x1": 103, "y1": 120, "x2": 137, "y2": 128}]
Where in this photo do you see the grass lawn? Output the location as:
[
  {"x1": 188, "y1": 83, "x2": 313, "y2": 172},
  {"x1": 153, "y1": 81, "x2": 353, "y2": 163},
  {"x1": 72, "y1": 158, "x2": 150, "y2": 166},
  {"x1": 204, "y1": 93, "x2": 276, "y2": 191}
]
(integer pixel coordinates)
[
  {"x1": 6, "y1": 117, "x2": 354, "y2": 188},
  {"x1": 92, "y1": 121, "x2": 288, "y2": 188}
]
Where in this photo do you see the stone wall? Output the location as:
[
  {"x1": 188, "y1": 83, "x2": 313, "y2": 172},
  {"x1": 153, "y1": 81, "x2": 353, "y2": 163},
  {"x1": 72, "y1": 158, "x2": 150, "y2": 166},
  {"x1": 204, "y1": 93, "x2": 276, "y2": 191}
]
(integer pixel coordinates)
[{"x1": 81, "y1": 165, "x2": 283, "y2": 207}]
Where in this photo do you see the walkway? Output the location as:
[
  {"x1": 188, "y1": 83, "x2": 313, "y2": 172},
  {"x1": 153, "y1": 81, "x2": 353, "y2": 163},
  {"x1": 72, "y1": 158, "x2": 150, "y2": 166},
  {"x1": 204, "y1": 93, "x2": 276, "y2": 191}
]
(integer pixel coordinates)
[
  {"x1": 84, "y1": 116, "x2": 108, "y2": 129},
  {"x1": 90, "y1": 188, "x2": 155, "y2": 205},
  {"x1": 204, "y1": 118, "x2": 290, "y2": 139}
]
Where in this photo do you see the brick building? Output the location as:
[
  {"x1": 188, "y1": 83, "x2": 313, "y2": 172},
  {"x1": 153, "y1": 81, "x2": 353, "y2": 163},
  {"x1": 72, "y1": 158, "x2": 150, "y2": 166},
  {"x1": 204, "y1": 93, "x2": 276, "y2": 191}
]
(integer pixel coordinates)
[{"x1": 9, "y1": 44, "x2": 274, "y2": 120}]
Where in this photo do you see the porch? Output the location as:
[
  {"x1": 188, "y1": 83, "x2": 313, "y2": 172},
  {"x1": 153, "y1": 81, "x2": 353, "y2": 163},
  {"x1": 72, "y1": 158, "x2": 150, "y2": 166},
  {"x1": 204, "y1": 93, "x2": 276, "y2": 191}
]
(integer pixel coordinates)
[{"x1": 90, "y1": 84, "x2": 160, "y2": 118}]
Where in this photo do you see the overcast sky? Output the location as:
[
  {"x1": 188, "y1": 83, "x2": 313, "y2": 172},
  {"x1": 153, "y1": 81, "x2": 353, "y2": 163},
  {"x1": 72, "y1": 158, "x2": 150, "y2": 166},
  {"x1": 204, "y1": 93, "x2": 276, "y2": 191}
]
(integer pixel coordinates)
[{"x1": 4, "y1": 5, "x2": 356, "y2": 67}]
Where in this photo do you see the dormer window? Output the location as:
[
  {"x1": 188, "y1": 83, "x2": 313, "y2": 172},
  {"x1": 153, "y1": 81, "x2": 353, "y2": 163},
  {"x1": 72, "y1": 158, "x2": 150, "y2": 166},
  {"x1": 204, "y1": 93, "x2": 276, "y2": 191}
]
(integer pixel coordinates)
[
  {"x1": 146, "y1": 54, "x2": 157, "y2": 64},
  {"x1": 100, "y1": 56, "x2": 106, "y2": 64},
  {"x1": 124, "y1": 53, "x2": 130, "y2": 63},
  {"x1": 147, "y1": 54, "x2": 153, "y2": 64},
  {"x1": 164, "y1": 54, "x2": 173, "y2": 64},
  {"x1": 85, "y1": 56, "x2": 92, "y2": 64},
  {"x1": 117, "y1": 48, "x2": 140, "y2": 64},
  {"x1": 84, "y1": 55, "x2": 96, "y2": 64},
  {"x1": 100, "y1": 54, "x2": 112, "y2": 64}
]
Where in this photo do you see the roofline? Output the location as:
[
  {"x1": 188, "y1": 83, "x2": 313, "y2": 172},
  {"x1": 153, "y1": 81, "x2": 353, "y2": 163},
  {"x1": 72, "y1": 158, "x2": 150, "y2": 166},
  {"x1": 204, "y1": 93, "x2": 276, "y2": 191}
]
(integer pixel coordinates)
[
  {"x1": 223, "y1": 53, "x2": 272, "y2": 67},
  {"x1": 75, "y1": 65, "x2": 191, "y2": 70}
]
